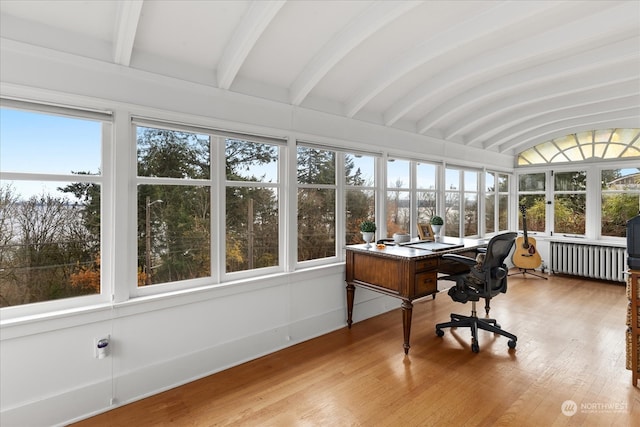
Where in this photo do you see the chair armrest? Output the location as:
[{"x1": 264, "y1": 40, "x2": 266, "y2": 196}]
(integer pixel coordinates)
[
  {"x1": 441, "y1": 253, "x2": 477, "y2": 267},
  {"x1": 492, "y1": 266, "x2": 507, "y2": 280},
  {"x1": 476, "y1": 248, "x2": 487, "y2": 254}
]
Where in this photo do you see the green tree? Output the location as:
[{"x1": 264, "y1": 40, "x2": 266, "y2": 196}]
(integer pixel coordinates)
[
  {"x1": 0, "y1": 190, "x2": 97, "y2": 306},
  {"x1": 297, "y1": 147, "x2": 336, "y2": 261}
]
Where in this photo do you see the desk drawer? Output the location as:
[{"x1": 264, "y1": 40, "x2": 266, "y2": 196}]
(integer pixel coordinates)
[
  {"x1": 415, "y1": 258, "x2": 438, "y2": 272},
  {"x1": 415, "y1": 271, "x2": 437, "y2": 295}
]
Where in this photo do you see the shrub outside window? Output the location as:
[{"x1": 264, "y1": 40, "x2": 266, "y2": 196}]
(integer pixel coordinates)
[
  {"x1": 601, "y1": 168, "x2": 640, "y2": 237},
  {"x1": 554, "y1": 170, "x2": 586, "y2": 235},
  {"x1": 518, "y1": 172, "x2": 546, "y2": 233}
]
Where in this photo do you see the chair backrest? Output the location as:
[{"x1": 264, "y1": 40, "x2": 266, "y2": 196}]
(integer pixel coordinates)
[{"x1": 475, "y1": 232, "x2": 517, "y2": 295}]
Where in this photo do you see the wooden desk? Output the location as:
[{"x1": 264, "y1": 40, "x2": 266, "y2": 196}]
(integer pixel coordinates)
[{"x1": 345, "y1": 237, "x2": 487, "y2": 354}]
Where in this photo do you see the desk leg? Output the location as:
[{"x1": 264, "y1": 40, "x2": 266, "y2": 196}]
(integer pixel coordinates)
[
  {"x1": 346, "y1": 282, "x2": 355, "y2": 329},
  {"x1": 401, "y1": 300, "x2": 413, "y2": 355}
]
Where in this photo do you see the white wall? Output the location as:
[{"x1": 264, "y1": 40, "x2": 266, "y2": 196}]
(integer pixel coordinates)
[{"x1": 0, "y1": 40, "x2": 514, "y2": 426}]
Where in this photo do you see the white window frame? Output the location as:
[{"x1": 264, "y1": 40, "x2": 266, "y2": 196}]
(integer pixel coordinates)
[{"x1": 0, "y1": 99, "x2": 113, "y2": 319}]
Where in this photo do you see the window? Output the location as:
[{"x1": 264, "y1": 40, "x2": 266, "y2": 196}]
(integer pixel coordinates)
[
  {"x1": 417, "y1": 162, "x2": 437, "y2": 224},
  {"x1": 136, "y1": 122, "x2": 284, "y2": 286},
  {"x1": 517, "y1": 172, "x2": 546, "y2": 233},
  {"x1": 297, "y1": 145, "x2": 336, "y2": 262},
  {"x1": 485, "y1": 172, "x2": 509, "y2": 234},
  {"x1": 554, "y1": 170, "x2": 586, "y2": 235},
  {"x1": 136, "y1": 125, "x2": 211, "y2": 286},
  {"x1": 386, "y1": 158, "x2": 410, "y2": 236},
  {"x1": 226, "y1": 138, "x2": 280, "y2": 273},
  {"x1": 0, "y1": 102, "x2": 109, "y2": 307},
  {"x1": 518, "y1": 128, "x2": 640, "y2": 165},
  {"x1": 345, "y1": 154, "x2": 376, "y2": 245},
  {"x1": 601, "y1": 168, "x2": 640, "y2": 237},
  {"x1": 445, "y1": 167, "x2": 479, "y2": 237},
  {"x1": 517, "y1": 130, "x2": 639, "y2": 240}
]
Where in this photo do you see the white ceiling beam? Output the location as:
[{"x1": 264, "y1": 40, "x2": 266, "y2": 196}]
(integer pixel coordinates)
[
  {"x1": 345, "y1": 0, "x2": 559, "y2": 119},
  {"x1": 483, "y1": 95, "x2": 640, "y2": 151},
  {"x1": 417, "y1": 36, "x2": 640, "y2": 136},
  {"x1": 217, "y1": 1, "x2": 285, "y2": 90},
  {"x1": 497, "y1": 108, "x2": 640, "y2": 154},
  {"x1": 113, "y1": 0, "x2": 144, "y2": 66},
  {"x1": 440, "y1": 65, "x2": 638, "y2": 144},
  {"x1": 289, "y1": 1, "x2": 418, "y2": 106},
  {"x1": 478, "y1": 81, "x2": 640, "y2": 149},
  {"x1": 414, "y1": 3, "x2": 640, "y2": 135}
]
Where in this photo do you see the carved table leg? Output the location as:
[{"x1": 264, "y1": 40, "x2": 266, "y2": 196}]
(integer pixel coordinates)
[
  {"x1": 401, "y1": 300, "x2": 413, "y2": 354},
  {"x1": 346, "y1": 282, "x2": 355, "y2": 328}
]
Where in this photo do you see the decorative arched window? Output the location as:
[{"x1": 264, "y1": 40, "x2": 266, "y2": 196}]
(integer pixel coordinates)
[{"x1": 517, "y1": 129, "x2": 640, "y2": 166}]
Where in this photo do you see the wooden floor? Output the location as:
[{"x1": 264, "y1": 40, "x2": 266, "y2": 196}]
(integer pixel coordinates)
[{"x1": 73, "y1": 271, "x2": 639, "y2": 426}]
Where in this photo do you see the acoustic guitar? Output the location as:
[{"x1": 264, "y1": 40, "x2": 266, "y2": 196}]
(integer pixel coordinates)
[{"x1": 513, "y1": 205, "x2": 542, "y2": 270}]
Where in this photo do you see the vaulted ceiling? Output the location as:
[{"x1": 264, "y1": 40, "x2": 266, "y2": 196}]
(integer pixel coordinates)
[{"x1": 1, "y1": 0, "x2": 639, "y2": 156}]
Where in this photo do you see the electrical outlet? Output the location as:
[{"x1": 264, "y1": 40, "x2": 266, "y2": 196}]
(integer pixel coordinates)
[{"x1": 94, "y1": 335, "x2": 110, "y2": 359}]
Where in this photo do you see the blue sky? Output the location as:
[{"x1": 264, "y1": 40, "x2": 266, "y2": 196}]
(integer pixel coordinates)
[{"x1": 0, "y1": 108, "x2": 101, "y2": 199}]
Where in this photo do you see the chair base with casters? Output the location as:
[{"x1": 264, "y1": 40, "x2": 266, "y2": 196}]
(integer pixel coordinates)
[
  {"x1": 434, "y1": 231, "x2": 518, "y2": 353},
  {"x1": 435, "y1": 299, "x2": 517, "y2": 353}
]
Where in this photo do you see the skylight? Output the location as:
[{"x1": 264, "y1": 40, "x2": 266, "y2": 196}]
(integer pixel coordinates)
[{"x1": 517, "y1": 129, "x2": 640, "y2": 166}]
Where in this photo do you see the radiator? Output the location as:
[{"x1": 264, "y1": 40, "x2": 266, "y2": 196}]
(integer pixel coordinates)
[{"x1": 550, "y1": 241, "x2": 626, "y2": 283}]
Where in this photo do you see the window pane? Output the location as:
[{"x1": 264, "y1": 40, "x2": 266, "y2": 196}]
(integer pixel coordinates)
[
  {"x1": 554, "y1": 194, "x2": 586, "y2": 235},
  {"x1": 498, "y1": 175, "x2": 508, "y2": 192},
  {"x1": 137, "y1": 127, "x2": 210, "y2": 179},
  {"x1": 417, "y1": 163, "x2": 436, "y2": 189},
  {"x1": 297, "y1": 188, "x2": 335, "y2": 261},
  {"x1": 445, "y1": 191, "x2": 460, "y2": 237},
  {"x1": 602, "y1": 168, "x2": 640, "y2": 237},
  {"x1": 518, "y1": 195, "x2": 545, "y2": 232},
  {"x1": 602, "y1": 168, "x2": 640, "y2": 190},
  {"x1": 486, "y1": 172, "x2": 495, "y2": 193},
  {"x1": 226, "y1": 187, "x2": 278, "y2": 272},
  {"x1": 0, "y1": 108, "x2": 101, "y2": 174},
  {"x1": 417, "y1": 191, "x2": 436, "y2": 223},
  {"x1": 387, "y1": 159, "x2": 410, "y2": 189},
  {"x1": 464, "y1": 171, "x2": 477, "y2": 191},
  {"x1": 498, "y1": 194, "x2": 509, "y2": 231},
  {"x1": 517, "y1": 129, "x2": 640, "y2": 165},
  {"x1": 386, "y1": 190, "x2": 410, "y2": 236},
  {"x1": 464, "y1": 193, "x2": 478, "y2": 237},
  {"x1": 226, "y1": 138, "x2": 278, "y2": 182},
  {"x1": 346, "y1": 189, "x2": 375, "y2": 244},
  {"x1": 554, "y1": 171, "x2": 586, "y2": 192},
  {"x1": 0, "y1": 181, "x2": 101, "y2": 306},
  {"x1": 1, "y1": 106, "x2": 103, "y2": 308},
  {"x1": 345, "y1": 154, "x2": 374, "y2": 186},
  {"x1": 519, "y1": 173, "x2": 545, "y2": 192},
  {"x1": 137, "y1": 185, "x2": 211, "y2": 286},
  {"x1": 485, "y1": 194, "x2": 495, "y2": 234},
  {"x1": 297, "y1": 147, "x2": 335, "y2": 185},
  {"x1": 602, "y1": 193, "x2": 639, "y2": 237},
  {"x1": 446, "y1": 168, "x2": 460, "y2": 190}
]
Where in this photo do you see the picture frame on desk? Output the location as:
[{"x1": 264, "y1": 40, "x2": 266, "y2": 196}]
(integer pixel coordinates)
[{"x1": 417, "y1": 223, "x2": 435, "y2": 241}]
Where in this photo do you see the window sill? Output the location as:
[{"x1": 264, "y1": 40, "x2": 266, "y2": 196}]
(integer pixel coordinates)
[{"x1": 1, "y1": 262, "x2": 346, "y2": 340}]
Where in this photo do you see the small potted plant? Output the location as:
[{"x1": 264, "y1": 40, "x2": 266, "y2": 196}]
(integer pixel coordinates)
[
  {"x1": 430, "y1": 215, "x2": 443, "y2": 239},
  {"x1": 360, "y1": 220, "x2": 376, "y2": 248}
]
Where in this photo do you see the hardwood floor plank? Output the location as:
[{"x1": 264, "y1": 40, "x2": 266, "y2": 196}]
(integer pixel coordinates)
[{"x1": 72, "y1": 272, "x2": 640, "y2": 426}]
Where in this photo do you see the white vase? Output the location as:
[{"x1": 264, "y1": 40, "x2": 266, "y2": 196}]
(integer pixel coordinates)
[
  {"x1": 431, "y1": 224, "x2": 442, "y2": 240},
  {"x1": 361, "y1": 231, "x2": 375, "y2": 248}
]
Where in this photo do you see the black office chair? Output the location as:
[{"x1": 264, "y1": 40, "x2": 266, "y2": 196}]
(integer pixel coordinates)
[{"x1": 435, "y1": 232, "x2": 517, "y2": 353}]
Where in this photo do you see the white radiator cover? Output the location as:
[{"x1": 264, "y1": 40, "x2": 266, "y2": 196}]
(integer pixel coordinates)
[{"x1": 550, "y1": 241, "x2": 627, "y2": 282}]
